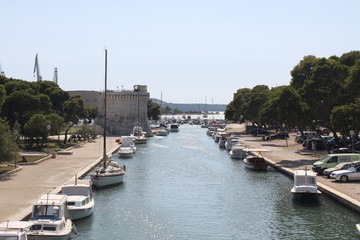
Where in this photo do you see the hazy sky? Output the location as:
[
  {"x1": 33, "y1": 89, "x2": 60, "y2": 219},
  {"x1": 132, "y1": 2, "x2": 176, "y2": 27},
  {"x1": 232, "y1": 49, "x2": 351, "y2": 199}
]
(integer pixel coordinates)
[{"x1": 1, "y1": 1, "x2": 359, "y2": 104}]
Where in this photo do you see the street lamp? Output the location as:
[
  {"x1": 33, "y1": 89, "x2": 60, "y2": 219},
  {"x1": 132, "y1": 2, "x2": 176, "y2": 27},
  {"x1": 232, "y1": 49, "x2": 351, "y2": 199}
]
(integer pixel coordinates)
[
  {"x1": 46, "y1": 125, "x2": 51, "y2": 155},
  {"x1": 350, "y1": 130, "x2": 355, "y2": 153}
]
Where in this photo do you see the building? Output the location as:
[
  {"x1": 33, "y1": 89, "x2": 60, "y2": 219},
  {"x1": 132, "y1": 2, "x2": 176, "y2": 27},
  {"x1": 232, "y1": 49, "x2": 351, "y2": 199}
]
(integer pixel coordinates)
[{"x1": 68, "y1": 85, "x2": 150, "y2": 136}]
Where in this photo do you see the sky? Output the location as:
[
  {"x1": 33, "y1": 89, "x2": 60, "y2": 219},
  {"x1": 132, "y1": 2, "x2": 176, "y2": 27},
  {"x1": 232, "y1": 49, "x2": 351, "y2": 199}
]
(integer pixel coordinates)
[{"x1": 1, "y1": 1, "x2": 360, "y2": 104}]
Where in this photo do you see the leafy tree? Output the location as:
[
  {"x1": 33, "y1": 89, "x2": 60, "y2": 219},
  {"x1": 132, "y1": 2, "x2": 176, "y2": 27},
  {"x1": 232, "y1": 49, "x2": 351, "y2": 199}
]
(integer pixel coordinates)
[
  {"x1": 23, "y1": 114, "x2": 50, "y2": 147},
  {"x1": 147, "y1": 99, "x2": 161, "y2": 121},
  {"x1": 260, "y1": 86, "x2": 308, "y2": 130},
  {"x1": 0, "y1": 84, "x2": 5, "y2": 111},
  {"x1": 163, "y1": 106, "x2": 171, "y2": 113},
  {"x1": 62, "y1": 95, "x2": 85, "y2": 144},
  {"x1": 0, "y1": 119, "x2": 20, "y2": 162},
  {"x1": 76, "y1": 125, "x2": 98, "y2": 140},
  {"x1": 242, "y1": 85, "x2": 269, "y2": 126},
  {"x1": 339, "y1": 51, "x2": 360, "y2": 67},
  {"x1": 343, "y1": 60, "x2": 360, "y2": 103},
  {"x1": 331, "y1": 98, "x2": 360, "y2": 136},
  {"x1": 84, "y1": 105, "x2": 98, "y2": 124}
]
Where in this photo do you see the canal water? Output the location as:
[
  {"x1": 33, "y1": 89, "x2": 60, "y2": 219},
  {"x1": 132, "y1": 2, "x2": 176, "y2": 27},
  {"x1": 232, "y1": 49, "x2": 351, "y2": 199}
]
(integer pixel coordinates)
[{"x1": 74, "y1": 124, "x2": 360, "y2": 240}]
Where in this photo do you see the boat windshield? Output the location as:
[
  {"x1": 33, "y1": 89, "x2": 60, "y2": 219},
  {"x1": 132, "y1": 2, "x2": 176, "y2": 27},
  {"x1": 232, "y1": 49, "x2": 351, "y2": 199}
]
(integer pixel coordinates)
[{"x1": 33, "y1": 205, "x2": 60, "y2": 219}]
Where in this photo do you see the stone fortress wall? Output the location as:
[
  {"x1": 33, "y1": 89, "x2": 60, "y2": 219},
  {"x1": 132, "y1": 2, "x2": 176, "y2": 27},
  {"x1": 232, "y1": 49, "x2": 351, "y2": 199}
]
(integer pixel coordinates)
[{"x1": 69, "y1": 85, "x2": 151, "y2": 136}]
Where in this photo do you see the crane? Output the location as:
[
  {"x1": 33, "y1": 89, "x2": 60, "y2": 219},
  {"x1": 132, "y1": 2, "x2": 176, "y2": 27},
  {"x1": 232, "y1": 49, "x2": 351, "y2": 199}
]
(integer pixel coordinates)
[
  {"x1": 53, "y1": 67, "x2": 58, "y2": 84},
  {"x1": 0, "y1": 63, "x2": 5, "y2": 76},
  {"x1": 33, "y1": 53, "x2": 42, "y2": 81}
]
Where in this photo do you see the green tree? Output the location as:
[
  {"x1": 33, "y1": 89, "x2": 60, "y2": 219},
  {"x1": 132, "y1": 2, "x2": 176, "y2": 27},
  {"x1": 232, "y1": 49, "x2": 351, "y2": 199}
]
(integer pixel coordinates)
[
  {"x1": 0, "y1": 119, "x2": 20, "y2": 162},
  {"x1": 331, "y1": 98, "x2": 360, "y2": 136},
  {"x1": 0, "y1": 84, "x2": 5, "y2": 111},
  {"x1": 147, "y1": 99, "x2": 161, "y2": 121},
  {"x1": 23, "y1": 114, "x2": 50, "y2": 147},
  {"x1": 62, "y1": 95, "x2": 85, "y2": 144},
  {"x1": 84, "y1": 105, "x2": 98, "y2": 124}
]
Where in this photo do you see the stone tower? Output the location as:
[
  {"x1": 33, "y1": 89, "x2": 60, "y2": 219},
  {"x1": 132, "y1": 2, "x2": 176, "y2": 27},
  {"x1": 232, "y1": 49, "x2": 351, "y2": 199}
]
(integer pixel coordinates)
[{"x1": 96, "y1": 85, "x2": 151, "y2": 136}]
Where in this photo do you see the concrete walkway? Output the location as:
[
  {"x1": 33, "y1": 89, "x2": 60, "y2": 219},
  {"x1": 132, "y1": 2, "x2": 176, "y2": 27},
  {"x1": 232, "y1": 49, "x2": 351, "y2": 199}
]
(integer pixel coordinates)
[{"x1": 0, "y1": 136, "x2": 119, "y2": 223}]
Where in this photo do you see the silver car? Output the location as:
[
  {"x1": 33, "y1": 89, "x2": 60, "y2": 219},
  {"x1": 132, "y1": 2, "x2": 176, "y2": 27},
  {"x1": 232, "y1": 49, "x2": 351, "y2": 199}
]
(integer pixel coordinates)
[
  {"x1": 330, "y1": 165, "x2": 360, "y2": 182},
  {"x1": 324, "y1": 161, "x2": 360, "y2": 178}
]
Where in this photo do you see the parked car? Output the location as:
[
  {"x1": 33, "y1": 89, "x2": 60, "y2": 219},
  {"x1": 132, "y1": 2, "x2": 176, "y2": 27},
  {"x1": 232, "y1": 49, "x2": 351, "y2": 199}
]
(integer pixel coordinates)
[
  {"x1": 312, "y1": 153, "x2": 360, "y2": 174},
  {"x1": 265, "y1": 132, "x2": 289, "y2": 141},
  {"x1": 330, "y1": 165, "x2": 360, "y2": 182},
  {"x1": 250, "y1": 128, "x2": 270, "y2": 136},
  {"x1": 323, "y1": 161, "x2": 360, "y2": 178},
  {"x1": 295, "y1": 131, "x2": 317, "y2": 143},
  {"x1": 302, "y1": 138, "x2": 328, "y2": 150}
]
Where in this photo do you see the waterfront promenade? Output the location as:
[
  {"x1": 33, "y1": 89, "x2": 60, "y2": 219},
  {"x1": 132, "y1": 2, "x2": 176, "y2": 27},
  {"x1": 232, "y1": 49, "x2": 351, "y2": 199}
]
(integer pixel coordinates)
[
  {"x1": 226, "y1": 123, "x2": 360, "y2": 213},
  {"x1": 0, "y1": 136, "x2": 119, "y2": 223}
]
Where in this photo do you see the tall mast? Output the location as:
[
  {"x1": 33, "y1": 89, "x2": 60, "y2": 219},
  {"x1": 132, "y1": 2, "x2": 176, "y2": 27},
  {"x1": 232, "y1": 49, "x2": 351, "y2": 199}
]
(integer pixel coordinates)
[{"x1": 103, "y1": 49, "x2": 108, "y2": 166}]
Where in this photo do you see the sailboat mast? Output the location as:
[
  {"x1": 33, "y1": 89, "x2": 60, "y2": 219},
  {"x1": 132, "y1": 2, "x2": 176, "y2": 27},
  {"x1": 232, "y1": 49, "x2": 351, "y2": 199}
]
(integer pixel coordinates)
[{"x1": 103, "y1": 49, "x2": 108, "y2": 166}]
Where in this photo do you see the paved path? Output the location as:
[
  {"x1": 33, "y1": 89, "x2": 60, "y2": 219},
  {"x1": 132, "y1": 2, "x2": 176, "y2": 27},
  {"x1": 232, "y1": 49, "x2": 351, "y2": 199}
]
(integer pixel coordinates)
[{"x1": 0, "y1": 136, "x2": 119, "y2": 223}]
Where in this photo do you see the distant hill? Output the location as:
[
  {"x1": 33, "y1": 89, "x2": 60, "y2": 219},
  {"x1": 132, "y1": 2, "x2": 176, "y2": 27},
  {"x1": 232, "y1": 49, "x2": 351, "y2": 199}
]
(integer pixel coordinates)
[{"x1": 151, "y1": 98, "x2": 227, "y2": 112}]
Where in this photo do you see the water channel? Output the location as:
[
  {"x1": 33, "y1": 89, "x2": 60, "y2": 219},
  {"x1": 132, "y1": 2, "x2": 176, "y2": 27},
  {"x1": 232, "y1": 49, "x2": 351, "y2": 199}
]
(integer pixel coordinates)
[{"x1": 73, "y1": 124, "x2": 360, "y2": 240}]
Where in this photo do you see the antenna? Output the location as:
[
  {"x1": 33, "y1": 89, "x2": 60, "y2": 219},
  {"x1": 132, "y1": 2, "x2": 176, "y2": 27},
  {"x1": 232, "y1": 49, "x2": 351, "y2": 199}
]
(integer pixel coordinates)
[
  {"x1": 0, "y1": 63, "x2": 5, "y2": 76},
  {"x1": 33, "y1": 53, "x2": 42, "y2": 81},
  {"x1": 53, "y1": 67, "x2": 58, "y2": 84}
]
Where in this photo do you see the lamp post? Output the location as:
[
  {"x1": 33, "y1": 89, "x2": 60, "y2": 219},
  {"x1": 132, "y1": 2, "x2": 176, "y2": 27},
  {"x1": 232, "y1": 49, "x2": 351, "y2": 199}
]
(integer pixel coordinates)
[
  {"x1": 350, "y1": 130, "x2": 355, "y2": 153},
  {"x1": 46, "y1": 125, "x2": 51, "y2": 155},
  {"x1": 13, "y1": 129, "x2": 18, "y2": 168}
]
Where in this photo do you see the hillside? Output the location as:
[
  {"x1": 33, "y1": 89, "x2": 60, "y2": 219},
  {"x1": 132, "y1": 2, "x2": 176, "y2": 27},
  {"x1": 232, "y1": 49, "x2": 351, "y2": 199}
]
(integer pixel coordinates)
[{"x1": 151, "y1": 98, "x2": 227, "y2": 112}]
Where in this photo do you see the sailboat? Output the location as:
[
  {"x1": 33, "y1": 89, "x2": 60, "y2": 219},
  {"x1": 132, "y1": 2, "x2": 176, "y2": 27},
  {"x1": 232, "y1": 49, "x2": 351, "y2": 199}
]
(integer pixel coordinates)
[{"x1": 90, "y1": 49, "x2": 126, "y2": 188}]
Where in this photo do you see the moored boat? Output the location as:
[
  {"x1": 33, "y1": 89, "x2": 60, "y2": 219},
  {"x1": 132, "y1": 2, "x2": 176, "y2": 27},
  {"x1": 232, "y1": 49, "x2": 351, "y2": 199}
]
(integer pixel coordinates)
[
  {"x1": 243, "y1": 155, "x2": 268, "y2": 170},
  {"x1": 0, "y1": 221, "x2": 33, "y2": 240},
  {"x1": 291, "y1": 168, "x2": 321, "y2": 201},
  {"x1": 90, "y1": 49, "x2": 126, "y2": 188},
  {"x1": 117, "y1": 146, "x2": 134, "y2": 158},
  {"x1": 61, "y1": 179, "x2": 95, "y2": 221},
  {"x1": 229, "y1": 144, "x2": 247, "y2": 159},
  {"x1": 27, "y1": 194, "x2": 75, "y2": 240}
]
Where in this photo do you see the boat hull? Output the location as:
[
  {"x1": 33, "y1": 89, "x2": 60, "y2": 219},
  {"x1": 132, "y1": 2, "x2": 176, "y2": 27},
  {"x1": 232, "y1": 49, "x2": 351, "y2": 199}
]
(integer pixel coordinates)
[
  {"x1": 90, "y1": 173, "x2": 125, "y2": 188},
  {"x1": 68, "y1": 203, "x2": 94, "y2": 221},
  {"x1": 243, "y1": 157, "x2": 268, "y2": 170},
  {"x1": 291, "y1": 190, "x2": 321, "y2": 202}
]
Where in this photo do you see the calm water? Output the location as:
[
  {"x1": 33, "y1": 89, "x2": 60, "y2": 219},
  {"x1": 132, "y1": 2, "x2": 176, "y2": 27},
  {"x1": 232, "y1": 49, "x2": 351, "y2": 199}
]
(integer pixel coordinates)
[{"x1": 73, "y1": 125, "x2": 360, "y2": 240}]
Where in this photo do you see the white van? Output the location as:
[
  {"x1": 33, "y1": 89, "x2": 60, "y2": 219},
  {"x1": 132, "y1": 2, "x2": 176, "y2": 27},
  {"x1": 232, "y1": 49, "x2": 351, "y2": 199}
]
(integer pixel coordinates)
[{"x1": 312, "y1": 153, "x2": 360, "y2": 174}]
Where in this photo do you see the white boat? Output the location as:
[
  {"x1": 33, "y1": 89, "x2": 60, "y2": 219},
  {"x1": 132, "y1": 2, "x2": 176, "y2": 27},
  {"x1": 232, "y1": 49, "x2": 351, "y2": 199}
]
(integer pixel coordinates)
[
  {"x1": 156, "y1": 127, "x2": 169, "y2": 136},
  {"x1": 0, "y1": 221, "x2": 33, "y2": 240},
  {"x1": 169, "y1": 123, "x2": 179, "y2": 132},
  {"x1": 120, "y1": 136, "x2": 137, "y2": 152},
  {"x1": 61, "y1": 179, "x2": 95, "y2": 221},
  {"x1": 90, "y1": 49, "x2": 126, "y2": 188},
  {"x1": 243, "y1": 149, "x2": 270, "y2": 170},
  {"x1": 132, "y1": 125, "x2": 148, "y2": 144},
  {"x1": 27, "y1": 194, "x2": 75, "y2": 240},
  {"x1": 291, "y1": 168, "x2": 321, "y2": 201},
  {"x1": 229, "y1": 144, "x2": 247, "y2": 159},
  {"x1": 117, "y1": 146, "x2": 134, "y2": 158},
  {"x1": 225, "y1": 136, "x2": 240, "y2": 151},
  {"x1": 356, "y1": 223, "x2": 360, "y2": 234}
]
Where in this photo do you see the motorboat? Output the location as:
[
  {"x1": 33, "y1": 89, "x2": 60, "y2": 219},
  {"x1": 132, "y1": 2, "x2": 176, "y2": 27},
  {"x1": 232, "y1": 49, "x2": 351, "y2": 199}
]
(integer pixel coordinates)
[
  {"x1": 0, "y1": 221, "x2": 33, "y2": 240},
  {"x1": 243, "y1": 155, "x2": 268, "y2": 170},
  {"x1": 225, "y1": 135, "x2": 240, "y2": 151},
  {"x1": 229, "y1": 144, "x2": 247, "y2": 159},
  {"x1": 27, "y1": 194, "x2": 76, "y2": 240},
  {"x1": 61, "y1": 179, "x2": 95, "y2": 221},
  {"x1": 131, "y1": 125, "x2": 148, "y2": 144},
  {"x1": 291, "y1": 168, "x2": 321, "y2": 201},
  {"x1": 119, "y1": 136, "x2": 137, "y2": 152},
  {"x1": 218, "y1": 135, "x2": 227, "y2": 149},
  {"x1": 156, "y1": 127, "x2": 169, "y2": 136},
  {"x1": 117, "y1": 146, "x2": 134, "y2": 158},
  {"x1": 243, "y1": 149, "x2": 270, "y2": 170},
  {"x1": 169, "y1": 123, "x2": 179, "y2": 132},
  {"x1": 90, "y1": 49, "x2": 126, "y2": 188}
]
